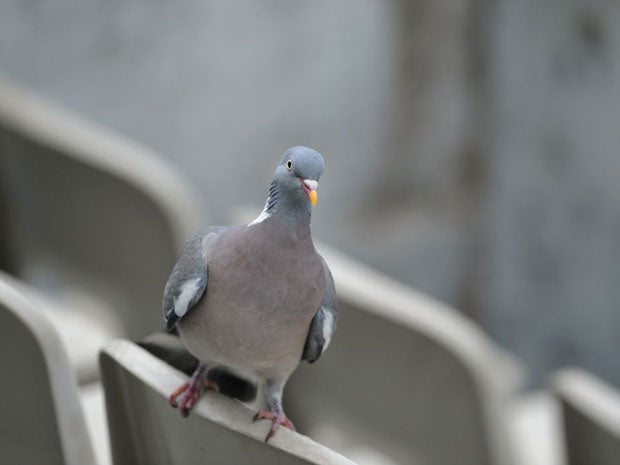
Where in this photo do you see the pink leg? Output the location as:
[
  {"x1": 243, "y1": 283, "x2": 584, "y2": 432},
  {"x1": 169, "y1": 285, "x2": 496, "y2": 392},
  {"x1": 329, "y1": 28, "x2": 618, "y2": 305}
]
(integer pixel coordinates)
[
  {"x1": 254, "y1": 409, "x2": 296, "y2": 441},
  {"x1": 253, "y1": 380, "x2": 295, "y2": 441},
  {"x1": 168, "y1": 363, "x2": 219, "y2": 417}
]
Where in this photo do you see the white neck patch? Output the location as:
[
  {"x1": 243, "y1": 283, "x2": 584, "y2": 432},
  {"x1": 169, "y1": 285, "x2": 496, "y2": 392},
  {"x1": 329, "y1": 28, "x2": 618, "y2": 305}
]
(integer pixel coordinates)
[{"x1": 248, "y1": 198, "x2": 271, "y2": 226}]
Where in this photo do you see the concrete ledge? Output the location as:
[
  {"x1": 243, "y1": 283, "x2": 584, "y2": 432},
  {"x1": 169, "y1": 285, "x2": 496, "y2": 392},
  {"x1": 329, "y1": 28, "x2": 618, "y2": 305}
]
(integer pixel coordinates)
[
  {"x1": 552, "y1": 368, "x2": 620, "y2": 465},
  {"x1": 552, "y1": 369, "x2": 620, "y2": 435},
  {"x1": 101, "y1": 339, "x2": 358, "y2": 465},
  {"x1": 0, "y1": 76, "x2": 201, "y2": 252},
  {"x1": 0, "y1": 276, "x2": 96, "y2": 465}
]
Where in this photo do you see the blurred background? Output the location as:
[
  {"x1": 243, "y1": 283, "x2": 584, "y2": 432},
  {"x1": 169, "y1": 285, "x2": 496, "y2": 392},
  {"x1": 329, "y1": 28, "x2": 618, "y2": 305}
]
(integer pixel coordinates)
[{"x1": 1, "y1": 0, "x2": 619, "y2": 392}]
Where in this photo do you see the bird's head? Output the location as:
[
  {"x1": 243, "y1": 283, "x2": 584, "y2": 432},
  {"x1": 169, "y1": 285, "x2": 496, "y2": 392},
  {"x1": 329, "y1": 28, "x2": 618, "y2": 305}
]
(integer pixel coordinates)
[{"x1": 272, "y1": 146, "x2": 324, "y2": 208}]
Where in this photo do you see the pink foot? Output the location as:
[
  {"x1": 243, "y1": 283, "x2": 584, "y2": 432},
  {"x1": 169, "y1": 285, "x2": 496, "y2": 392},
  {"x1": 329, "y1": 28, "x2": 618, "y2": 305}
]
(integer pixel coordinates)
[
  {"x1": 254, "y1": 409, "x2": 296, "y2": 441},
  {"x1": 169, "y1": 366, "x2": 219, "y2": 417},
  {"x1": 169, "y1": 381, "x2": 190, "y2": 408}
]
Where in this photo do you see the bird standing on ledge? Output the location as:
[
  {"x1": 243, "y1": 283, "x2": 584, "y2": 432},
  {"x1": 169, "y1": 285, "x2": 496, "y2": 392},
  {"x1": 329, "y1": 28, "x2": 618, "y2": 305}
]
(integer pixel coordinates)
[{"x1": 163, "y1": 146, "x2": 338, "y2": 441}]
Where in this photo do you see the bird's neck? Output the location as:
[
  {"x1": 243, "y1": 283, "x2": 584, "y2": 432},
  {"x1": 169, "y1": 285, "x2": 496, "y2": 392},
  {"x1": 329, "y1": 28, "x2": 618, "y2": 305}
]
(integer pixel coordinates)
[{"x1": 262, "y1": 180, "x2": 312, "y2": 229}]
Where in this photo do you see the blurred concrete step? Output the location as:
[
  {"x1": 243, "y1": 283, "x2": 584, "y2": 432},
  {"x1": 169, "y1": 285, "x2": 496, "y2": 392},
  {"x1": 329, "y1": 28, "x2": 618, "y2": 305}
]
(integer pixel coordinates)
[
  {"x1": 0, "y1": 271, "x2": 122, "y2": 384},
  {"x1": 510, "y1": 391, "x2": 563, "y2": 465},
  {"x1": 79, "y1": 382, "x2": 111, "y2": 465},
  {"x1": 552, "y1": 369, "x2": 620, "y2": 465}
]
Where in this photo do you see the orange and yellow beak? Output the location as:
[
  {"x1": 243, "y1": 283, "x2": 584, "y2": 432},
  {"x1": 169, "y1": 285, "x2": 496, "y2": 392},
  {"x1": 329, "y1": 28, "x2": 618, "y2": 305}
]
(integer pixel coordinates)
[{"x1": 302, "y1": 179, "x2": 319, "y2": 206}]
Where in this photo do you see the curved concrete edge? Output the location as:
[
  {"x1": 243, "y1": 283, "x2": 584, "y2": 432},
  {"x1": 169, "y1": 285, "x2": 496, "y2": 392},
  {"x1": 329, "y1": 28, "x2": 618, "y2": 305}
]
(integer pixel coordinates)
[
  {"x1": 318, "y1": 243, "x2": 523, "y2": 465},
  {"x1": 0, "y1": 276, "x2": 97, "y2": 465},
  {"x1": 0, "y1": 270, "x2": 123, "y2": 384},
  {"x1": 319, "y1": 242, "x2": 518, "y2": 373},
  {"x1": 102, "y1": 339, "x2": 359, "y2": 465},
  {"x1": 0, "y1": 75, "x2": 203, "y2": 254},
  {"x1": 509, "y1": 391, "x2": 564, "y2": 465},
  {"x1": 551, "y1": 368, "x2": 620, "y2": 437}
]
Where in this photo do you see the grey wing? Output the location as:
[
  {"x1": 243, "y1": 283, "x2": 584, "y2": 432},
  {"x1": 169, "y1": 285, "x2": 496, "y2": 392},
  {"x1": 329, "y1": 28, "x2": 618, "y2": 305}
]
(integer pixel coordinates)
[
  {"x1": 163, "y1": 228, "x2": 222, "y2": 331},
  {"x1": 302, "y1": 256, "x2": 338, "y2": 363}
]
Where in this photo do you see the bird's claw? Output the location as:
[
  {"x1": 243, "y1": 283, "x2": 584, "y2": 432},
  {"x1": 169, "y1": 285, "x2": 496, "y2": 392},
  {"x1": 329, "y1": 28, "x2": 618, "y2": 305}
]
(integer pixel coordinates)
[
  {"x1": 169, "y1": 381, "x2": 190, "y2": 408},
  {"x1": 169, "y1": 379, "x2": 219, "y2": 417},
  {"x1": 254, "y1": 410, "x2": 296, "y2": 441}
]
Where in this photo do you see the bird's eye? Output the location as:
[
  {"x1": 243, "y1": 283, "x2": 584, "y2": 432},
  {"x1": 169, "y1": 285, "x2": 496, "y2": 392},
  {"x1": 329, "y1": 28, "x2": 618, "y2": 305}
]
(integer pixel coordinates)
[{"x1": 286, "y1": 159, "x2": 293, "y2": 171}]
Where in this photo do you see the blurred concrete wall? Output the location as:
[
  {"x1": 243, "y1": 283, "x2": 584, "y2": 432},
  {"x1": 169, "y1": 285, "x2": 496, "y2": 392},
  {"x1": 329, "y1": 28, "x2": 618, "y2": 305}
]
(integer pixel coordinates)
[
  {"x1": 485, "y1": 0, "x2": 620, "y2": 385},
  {"x1": 1, "y1": 0, "x2": 619, "y2": 388}
]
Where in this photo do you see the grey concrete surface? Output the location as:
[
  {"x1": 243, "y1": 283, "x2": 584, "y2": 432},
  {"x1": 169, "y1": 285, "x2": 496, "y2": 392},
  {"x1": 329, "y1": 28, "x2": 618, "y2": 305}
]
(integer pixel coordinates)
[
  {"x1": 0, "y1": 275, "x2": 96, "y2": 465},
  {"x1": 0, "y1": 79, "x2": 201, "y2": 344},
  {"x1": 485, "y1": 0, "x2": 620, "y2": 386},
  {"x1": 286, "y1": 243, "x2": 521, "y2": 465},
  {"x1": 552, "y1": 368, "x2": 620, "y2": 465}
]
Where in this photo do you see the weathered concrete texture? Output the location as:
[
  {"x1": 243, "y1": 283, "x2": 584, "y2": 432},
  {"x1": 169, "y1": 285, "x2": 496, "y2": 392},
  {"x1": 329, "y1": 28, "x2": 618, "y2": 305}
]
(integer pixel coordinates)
[{"x1": 485, "y1": 0, "x2": 620, "y2": 386}]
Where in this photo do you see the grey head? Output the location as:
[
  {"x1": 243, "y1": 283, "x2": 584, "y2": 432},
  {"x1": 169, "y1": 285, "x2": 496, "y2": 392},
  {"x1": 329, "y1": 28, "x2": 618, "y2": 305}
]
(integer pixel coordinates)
[{"x1": 263, "y1": 146, "x2": 325, "y2": 221}]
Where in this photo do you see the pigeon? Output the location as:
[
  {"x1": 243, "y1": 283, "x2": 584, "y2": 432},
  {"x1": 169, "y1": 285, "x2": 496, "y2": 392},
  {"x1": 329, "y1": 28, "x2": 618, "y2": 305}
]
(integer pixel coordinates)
[{"x1": 163, "y1": 146, "x2": 338, "y2": 440}]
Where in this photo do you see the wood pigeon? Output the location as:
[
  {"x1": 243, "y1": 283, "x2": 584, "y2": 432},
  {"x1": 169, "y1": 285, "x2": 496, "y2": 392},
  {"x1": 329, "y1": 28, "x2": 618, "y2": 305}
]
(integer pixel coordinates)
[{"x1": 163, "y1": 146, "x2": 338, "y2": 440}]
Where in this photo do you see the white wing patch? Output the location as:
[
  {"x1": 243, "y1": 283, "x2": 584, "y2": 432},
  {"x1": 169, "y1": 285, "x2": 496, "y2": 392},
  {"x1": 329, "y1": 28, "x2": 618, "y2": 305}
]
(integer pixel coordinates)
[
  {"x1": 321, "y1": 309, "x2": 335, "y2": 351},
  {"x1": 174, "y1": 278, "x2": 201, "y2": 317}
]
